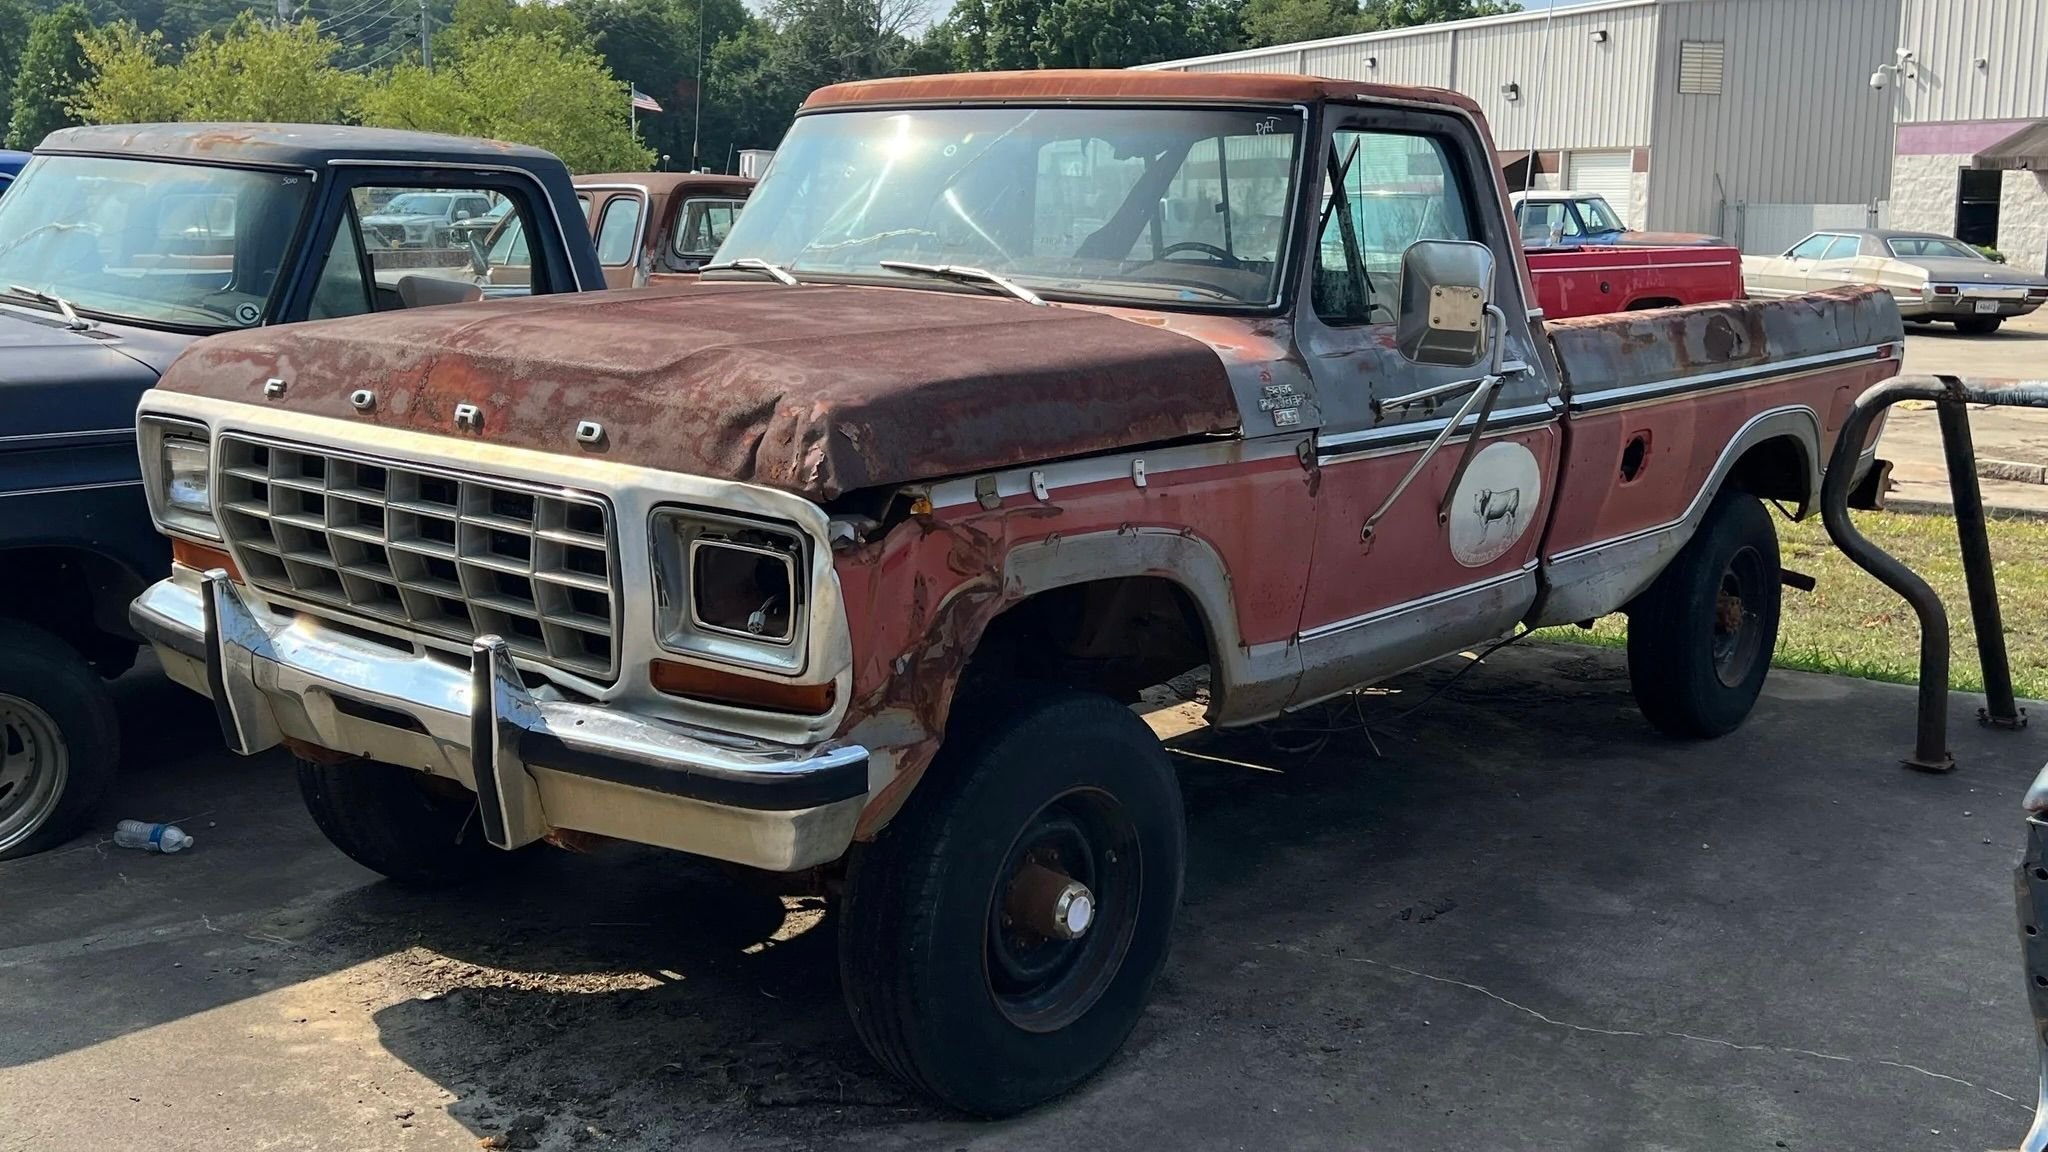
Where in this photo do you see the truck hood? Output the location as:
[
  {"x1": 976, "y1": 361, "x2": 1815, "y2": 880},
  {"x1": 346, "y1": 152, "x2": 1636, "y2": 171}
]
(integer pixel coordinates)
[
  {"x1": 0, "y1": 307, "x2": 193, "y2": 441},
  {"x1": 157, "y1": 281, "x2": 1242, "y2": 500}
]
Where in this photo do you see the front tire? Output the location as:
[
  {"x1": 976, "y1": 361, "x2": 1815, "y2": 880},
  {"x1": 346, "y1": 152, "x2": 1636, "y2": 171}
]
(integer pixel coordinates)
[
  {"x1": 0, "y1": 621, "x2": 119, "y2": 861},
  {"x1": 838, "y1": 686, "x2": 1185, "y2": 1116},
  {"x1": 1955, "y1": 315, "x2": 2004, "y2": 335},
  {"x1": 1626, "y1": 492, "x2": 1781, "y2": 738},
  {"x1": 297, "y1": 757, "x2": 515, "y2": 886}
]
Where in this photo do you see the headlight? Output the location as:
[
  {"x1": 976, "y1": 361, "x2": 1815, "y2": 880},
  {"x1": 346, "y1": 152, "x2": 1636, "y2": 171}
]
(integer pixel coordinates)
[
  {"x1": 138, "y1": 416, "x2": 218, "y2": 540},
  {"x1": 650, "y1": 509, "x2": 808, "y2": 674}
]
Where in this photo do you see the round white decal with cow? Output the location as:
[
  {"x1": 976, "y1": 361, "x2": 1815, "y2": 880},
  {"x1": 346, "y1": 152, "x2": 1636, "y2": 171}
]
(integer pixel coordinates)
[{"x1": 1448, "y1": 441, "x2": 1542, "y2": 568}]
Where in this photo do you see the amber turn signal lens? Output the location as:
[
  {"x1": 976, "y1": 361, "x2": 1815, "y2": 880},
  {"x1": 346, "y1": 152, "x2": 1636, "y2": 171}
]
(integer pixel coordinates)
[
  {"x1": 172, "y1": 538, "x2": 240, "y2": 580},
  {"x1": 648, "y1": 659, "x2": 836, "y2": 715}
]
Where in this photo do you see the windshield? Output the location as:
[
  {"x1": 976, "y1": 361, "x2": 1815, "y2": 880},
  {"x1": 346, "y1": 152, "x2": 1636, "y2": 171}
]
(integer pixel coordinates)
[
  {"x1": 715, "y1": 105, "x2": 1304, "y2": 307},
  {"x1": 1575, "y1": 197, "x2": 1624, "y2": 232},
  {"x1": 381, "y1": 193, "x2": 451, "y2": 217},
  {"x1": 0, "y1": 155, "x2": 309, "y2": 331},
  {"x1": 1888, "y1": 235, "x2": 1981, "y2": 260}
]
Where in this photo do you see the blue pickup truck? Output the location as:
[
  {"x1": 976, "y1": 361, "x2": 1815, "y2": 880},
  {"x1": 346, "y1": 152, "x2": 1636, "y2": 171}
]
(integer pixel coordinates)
[{"x1": 0, "y1": 123, "x2": 605, "y2": 858}]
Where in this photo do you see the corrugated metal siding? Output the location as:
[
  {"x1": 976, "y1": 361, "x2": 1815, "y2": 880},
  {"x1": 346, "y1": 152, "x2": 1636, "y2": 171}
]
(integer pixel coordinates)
[
  {"x1": 1143, "y1": 0, "x2": 1658, "y2": 151},
  {"x1": 1456, "y1": 4, "x2": 1659, "y2": 150},
  {"x1": 1896, "y1": 0, "x2": 2048, "y2": 123},
  {"x1": 1181, "y1": 53, "x2": 1303, "y2": 75},
  {"x1": 1647, "y1": 0, "x2": 1899, "y2": 234},
  {"x1": 1300, "y1": 27, "x2": 1453, "y2": 87}
]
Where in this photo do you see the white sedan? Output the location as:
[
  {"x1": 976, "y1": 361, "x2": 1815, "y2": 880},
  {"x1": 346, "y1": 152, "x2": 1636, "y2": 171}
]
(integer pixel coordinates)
[{"x1": 1742, "y1": 228, "x2": 2048, "y2": 334}]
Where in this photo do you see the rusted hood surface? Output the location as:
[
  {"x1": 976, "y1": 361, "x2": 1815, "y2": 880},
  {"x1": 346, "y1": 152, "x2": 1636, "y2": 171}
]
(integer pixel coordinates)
[{"x1": 160, "y1": 282, "x2": 1240, "y2": 500}]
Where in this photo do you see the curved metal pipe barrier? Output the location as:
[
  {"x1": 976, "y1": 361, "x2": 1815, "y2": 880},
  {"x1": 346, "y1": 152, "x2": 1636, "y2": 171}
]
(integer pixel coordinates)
[{"x1": 1819, "y1": 373, "x2": 2048, "y2": 772}]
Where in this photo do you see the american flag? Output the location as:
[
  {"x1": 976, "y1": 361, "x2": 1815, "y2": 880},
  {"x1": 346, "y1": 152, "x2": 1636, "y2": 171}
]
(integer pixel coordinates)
[{"x1": 631, "y1": 87, "x2": 663, "y2": 113}]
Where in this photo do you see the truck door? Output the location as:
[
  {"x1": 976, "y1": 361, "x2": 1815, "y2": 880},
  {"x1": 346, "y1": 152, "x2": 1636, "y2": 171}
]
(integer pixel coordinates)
[{"x1": 1288, "y1": 105, "x2": 1563, "y2": 708}]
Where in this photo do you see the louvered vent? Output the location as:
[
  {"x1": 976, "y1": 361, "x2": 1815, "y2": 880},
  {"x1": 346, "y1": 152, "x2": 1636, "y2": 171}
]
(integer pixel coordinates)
[{"x1": 1678, "y1": 40, "x2": 1725, "y2": 95}]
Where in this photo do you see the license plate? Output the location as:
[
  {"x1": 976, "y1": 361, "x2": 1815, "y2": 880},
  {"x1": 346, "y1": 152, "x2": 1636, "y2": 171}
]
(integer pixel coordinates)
[{"x1": 1976, "y1": 299, "x2": 2001, "y2": 314}]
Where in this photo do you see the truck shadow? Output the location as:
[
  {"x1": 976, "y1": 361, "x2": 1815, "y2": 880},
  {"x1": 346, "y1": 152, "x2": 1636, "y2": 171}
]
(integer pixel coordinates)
[{"x1": 349, "y1": 647, "x2": 1660, "y2": 1147}]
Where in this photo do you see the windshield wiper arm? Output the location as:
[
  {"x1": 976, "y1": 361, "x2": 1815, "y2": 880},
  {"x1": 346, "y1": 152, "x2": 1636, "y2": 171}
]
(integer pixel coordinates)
[
  {"x1": 699, "y1": 258, "x2": 798, "y2": 285},
  {"x1": 5, "y1": 284, "x2": 94, "y2": 331},
  {"x1": 878, "y1": 261, "x2": 1047, "y2": 306}
]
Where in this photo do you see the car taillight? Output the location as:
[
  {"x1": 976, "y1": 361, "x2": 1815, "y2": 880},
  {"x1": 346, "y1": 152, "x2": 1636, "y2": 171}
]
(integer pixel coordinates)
[
  {"x1": 2028, "y1": 288, "x2": 2048, "y2": 299},
  {"x1": 1933, "y1": 285, "x2": 1960, "y2": 296}
]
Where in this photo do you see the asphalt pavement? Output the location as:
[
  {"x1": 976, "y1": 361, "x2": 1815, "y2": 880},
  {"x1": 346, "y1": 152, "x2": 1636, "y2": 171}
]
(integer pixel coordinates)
[{"x1": 2, "y1": 645, "x2": 2041, "y2": 1152}]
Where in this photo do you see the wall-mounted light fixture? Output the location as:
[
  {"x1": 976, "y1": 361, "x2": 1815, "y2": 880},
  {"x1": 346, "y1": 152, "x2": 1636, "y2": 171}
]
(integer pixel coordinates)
[
  {"x1": 1363, "y1": 54, "x2": 1378, "y2": 68},
  {"x1": 1870, "y1": 48, "x2": 1915, "y2": 90},
  {"x1": 1501, "y1": 82, "x2": 1521, "y2": 101},
  {"x1": 1591, "y1": 29, "x2": 1609, "y2": 43}
]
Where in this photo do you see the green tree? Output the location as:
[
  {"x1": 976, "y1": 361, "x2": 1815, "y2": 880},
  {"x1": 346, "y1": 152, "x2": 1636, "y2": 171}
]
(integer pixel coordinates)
[
  {"x1": 1033, "y1": 0, "x2": 1191, "y2": 68},
  {"x1": 0, "y1": 0, "x2": 32, "y2": 140},
  {"x1": 1241, "y1": 0, "x2": 1355, "y2": 47},
  {"x1": 75, "y1": 16, "x2": 361, "y2": 125},
  {"x1": 358, "y1": 30, "x2": 653, "y2": 172},
  {"x1": 1361, "y1": 0, "x2": 1515, "y2": 26},
  {"x1": 8, "y1": 3, "x2": 95, "y2": 148}
]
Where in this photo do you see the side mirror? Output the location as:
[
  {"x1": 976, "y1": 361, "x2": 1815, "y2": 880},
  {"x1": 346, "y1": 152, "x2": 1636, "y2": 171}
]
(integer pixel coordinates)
[
  {"x1": 1395, "y1": 238, "x2": 1498, "y2": 369},
  {"x1": 456, "y1": 209, "x2": 474, "y2": 221}
]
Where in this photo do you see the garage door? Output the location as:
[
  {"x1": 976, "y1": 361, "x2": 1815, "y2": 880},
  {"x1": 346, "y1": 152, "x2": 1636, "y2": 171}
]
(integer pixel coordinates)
[{"x1": 1566, "y1": 151, "x2": 1635, "y2": 228}]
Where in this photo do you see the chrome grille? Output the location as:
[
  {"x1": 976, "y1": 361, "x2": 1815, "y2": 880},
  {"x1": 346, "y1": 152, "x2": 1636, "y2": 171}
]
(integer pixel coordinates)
[{"x1": 215, "y1": 435, "x2": 618, "y2": 680}]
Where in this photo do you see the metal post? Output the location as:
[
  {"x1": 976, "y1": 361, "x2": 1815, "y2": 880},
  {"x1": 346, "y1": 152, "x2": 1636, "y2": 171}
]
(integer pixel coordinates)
[
  {"x1": 419, "y1": 0, "x2": 431, "y2": 72},
  {"x1": 691, "y1": 0, "x2": 705, "y2": 173},
  {"x1": 1936, "y1": 376, "x2": 2025, "y2": 728}
]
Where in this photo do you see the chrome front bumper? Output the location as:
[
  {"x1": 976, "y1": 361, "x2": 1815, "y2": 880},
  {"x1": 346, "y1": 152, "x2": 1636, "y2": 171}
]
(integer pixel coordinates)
[{"x1": 132, "y1": 570, "x2": 868, "y2": 871}]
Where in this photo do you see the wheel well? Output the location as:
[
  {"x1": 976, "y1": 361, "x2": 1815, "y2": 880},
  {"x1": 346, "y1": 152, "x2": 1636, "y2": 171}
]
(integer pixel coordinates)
[
  {"x1": 960, "y1": 577, "x2": 1213, "y2": 706},
  {"x1": 1724, "y1": 435, "x2": 1812, "y2": 509},
  {"x1": 1626, "y1": 296, "x2": 1682, "y2": 310},
  {"x1": 0, "y1": 546, "x2": 148, "y2": 670}
]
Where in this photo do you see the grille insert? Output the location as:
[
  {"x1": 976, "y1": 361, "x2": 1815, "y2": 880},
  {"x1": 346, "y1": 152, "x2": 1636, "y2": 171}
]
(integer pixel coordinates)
[{"x1": 216, "y1": 436, "x2": 618, "y2": 679}]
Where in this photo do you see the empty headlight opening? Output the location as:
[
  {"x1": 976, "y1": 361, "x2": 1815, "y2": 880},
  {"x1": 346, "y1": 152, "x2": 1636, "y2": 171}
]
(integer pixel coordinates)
[{"x1": 689, "y1": 534, "x2": 800, "y2": 644}]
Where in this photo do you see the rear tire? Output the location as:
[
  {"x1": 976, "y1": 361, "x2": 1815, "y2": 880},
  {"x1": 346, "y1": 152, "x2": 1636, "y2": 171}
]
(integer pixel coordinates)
[
  {"x1": 0, "y1": 621, "x2": 118, "y2": 861},
  {"x1": 1955, "y1": 315, "x2": 2003, "y2": 335},
  {"x1": 838, "y1": 685, "x2": 1185, "y2": 1116},
  {"x1": 297, "y1": 757, "x2": 518, "y2": 886},
  {"x1": 1626, "y1": 492, "x2": 1781, "y2": 738}
]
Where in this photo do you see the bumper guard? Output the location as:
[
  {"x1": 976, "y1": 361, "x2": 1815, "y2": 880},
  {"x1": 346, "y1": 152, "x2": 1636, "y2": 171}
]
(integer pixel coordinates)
[{"x1": 135, "y1": 570, "x2": 869, "y2": 866}]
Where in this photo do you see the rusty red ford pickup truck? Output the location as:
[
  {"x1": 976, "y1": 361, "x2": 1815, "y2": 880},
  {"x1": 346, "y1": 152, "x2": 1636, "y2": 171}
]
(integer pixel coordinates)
[{"x1": 129, "y1": 71, "x2": 1901, "y2": 1114}]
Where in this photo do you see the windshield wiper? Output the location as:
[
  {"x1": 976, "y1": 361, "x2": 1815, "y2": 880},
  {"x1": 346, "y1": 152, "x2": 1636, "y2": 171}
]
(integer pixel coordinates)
[
  {"x1": 699, "y1": 258, "x2": 798, "y2": 285},
  {"x1": 5, "y1": 284, "x2": 95, "y2": 331},
  {"x1": 878, "y1": 261, "x2": 1047, "y2": 307}
]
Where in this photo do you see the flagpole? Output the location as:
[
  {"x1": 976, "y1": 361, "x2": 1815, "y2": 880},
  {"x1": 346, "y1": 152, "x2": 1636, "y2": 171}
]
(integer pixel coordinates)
[
  {"x1": 691, "y1": 0, "x2": 704, "y2": 172},
  {"x1": 630, "y1": 84, "x2": 639, "y2": 140}
]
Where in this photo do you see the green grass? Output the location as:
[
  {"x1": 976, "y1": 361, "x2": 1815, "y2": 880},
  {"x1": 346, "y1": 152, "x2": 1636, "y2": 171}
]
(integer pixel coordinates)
[{"x1": 1539, "y1": 508, "x2": 2048, "y2": 700}]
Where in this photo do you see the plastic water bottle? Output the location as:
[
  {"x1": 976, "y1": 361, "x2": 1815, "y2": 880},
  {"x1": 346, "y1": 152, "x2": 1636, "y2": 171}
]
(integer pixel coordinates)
[{"x1": 113, "y1": 820, "x2": 195, "y2": 854}]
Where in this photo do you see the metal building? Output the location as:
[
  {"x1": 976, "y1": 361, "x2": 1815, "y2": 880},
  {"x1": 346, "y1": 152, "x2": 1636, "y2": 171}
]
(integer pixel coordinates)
[
  {"x1": 1142, "y1": 0, "x2": 1903, "y2": 253},
  {"x1": 1887, "y1": 0, "x2": 2048, "y2": 273}
]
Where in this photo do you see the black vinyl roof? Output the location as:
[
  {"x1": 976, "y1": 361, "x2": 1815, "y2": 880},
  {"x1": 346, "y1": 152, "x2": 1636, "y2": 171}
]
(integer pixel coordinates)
[{"x1": 36, "y1": 123, "x2": 561, "y2": 170}]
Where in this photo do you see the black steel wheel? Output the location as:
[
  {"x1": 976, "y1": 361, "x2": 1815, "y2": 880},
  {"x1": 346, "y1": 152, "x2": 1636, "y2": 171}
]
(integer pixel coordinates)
[
  {"x1": 839, "y1": 684, "x2": 1184, "y2": 1117},
  {"x1": 1627, "y1": 491, "x2": 1782, "y2": 738},
  {"x1": 0, "y1": 621, "x2": 118, "y2": 861}
]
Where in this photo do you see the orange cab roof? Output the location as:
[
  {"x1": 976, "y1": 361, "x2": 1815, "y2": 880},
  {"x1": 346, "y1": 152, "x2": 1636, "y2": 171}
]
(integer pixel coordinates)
[{"x1": 803, "y1": 69, "x2": 1484, "y2": 118}]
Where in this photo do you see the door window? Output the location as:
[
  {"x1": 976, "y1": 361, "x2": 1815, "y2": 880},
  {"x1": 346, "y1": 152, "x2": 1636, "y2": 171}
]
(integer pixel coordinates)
[
  {"x1": 595, "y1": 195, "x2": 643, "y2": 265},
  {"x1": 674, "y1": 197, "x2": 744, "y2": 259},
  {"x1": 1786, "y1": 234, "x2": 1833, "y2": 260},
  {"x1": 1820, "y1": 234, "x2": 1862, "y2": 260},
  {"x1": 1315, "y1": 130, "x2": 1474, "y2": 326},
  {"x1": 325, "y1": 182, "x2": 546, "y2": 309}
]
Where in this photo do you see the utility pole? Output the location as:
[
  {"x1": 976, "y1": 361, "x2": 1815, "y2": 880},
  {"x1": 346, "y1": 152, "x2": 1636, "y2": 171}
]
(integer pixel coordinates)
[
  {"x1": 691, "y1": 0, "x2": 704, "y2": 172},
  {"x1": 419, "y1": 0, "x2": 432, "y2": 72},
  {"x1": 274, "y1": 0, "x2": 291, "y2": 27}
]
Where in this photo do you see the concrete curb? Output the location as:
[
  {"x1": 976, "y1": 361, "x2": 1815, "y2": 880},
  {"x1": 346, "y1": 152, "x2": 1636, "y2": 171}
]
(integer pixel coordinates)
[
  {"x1": 1979, "y1": 458, "x2": 2048, "y2": 485},
  {"x1": 1884, "y1": 496, "x2": 2048, "y2": 522}
]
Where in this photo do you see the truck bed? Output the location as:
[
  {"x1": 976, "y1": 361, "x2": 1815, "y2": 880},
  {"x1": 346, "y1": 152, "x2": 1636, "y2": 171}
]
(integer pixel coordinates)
[{"x1": 1528, "y1": 243, "x2": 1744, "y2": 319}]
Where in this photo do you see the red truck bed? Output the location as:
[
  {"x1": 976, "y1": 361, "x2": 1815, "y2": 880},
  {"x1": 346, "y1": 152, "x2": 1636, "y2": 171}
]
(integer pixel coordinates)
[{"x1": 1527, "y1": 243, "x2": 1744, "y2": 319}]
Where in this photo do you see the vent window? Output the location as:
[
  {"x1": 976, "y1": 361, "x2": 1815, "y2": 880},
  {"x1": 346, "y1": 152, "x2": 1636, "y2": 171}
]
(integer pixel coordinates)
[{"x1": 1678, "y1": 40, "x2": 1725, "y2": 95}]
